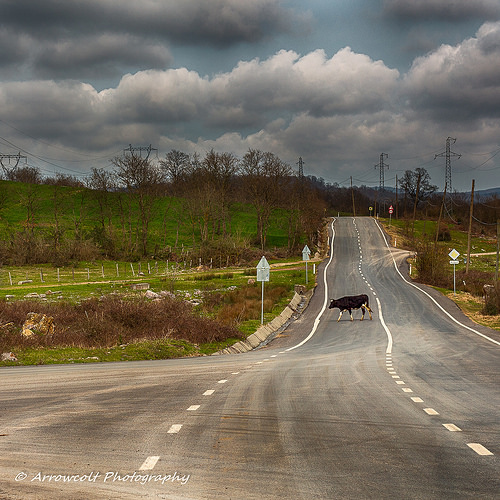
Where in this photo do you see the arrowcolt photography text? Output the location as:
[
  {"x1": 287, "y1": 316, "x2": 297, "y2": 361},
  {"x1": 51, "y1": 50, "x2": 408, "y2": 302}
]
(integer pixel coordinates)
[{"x1": 15, "y1": 470, "x2": 190, "y2": 486}]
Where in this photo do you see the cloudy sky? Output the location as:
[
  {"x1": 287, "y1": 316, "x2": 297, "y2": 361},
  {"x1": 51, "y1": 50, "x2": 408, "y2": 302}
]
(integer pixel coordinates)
[{"x1": 1, "y1": 0, "x2": 500, "y2": 192}]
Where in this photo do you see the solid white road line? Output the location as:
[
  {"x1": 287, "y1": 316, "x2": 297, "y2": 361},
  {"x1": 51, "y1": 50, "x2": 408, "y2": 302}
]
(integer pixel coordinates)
[
  {"x1": 467, "y1": 443, "x2": 493, "y2": 455},
  {"x1": 286, "y1": 220, "x2": 336, "y2": 352},
  {"x1": 375, "y1": 219, "x2": 500, "y2": 347},
  {"x1": 376, "y1": 297, "x2": 393, "y2": 354},
  {"x1": 139, "y1": 456, "x2": 160, "y2": 471}
]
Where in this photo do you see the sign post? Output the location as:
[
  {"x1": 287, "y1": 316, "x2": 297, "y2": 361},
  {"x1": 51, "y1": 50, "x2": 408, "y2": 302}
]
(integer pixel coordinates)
[
  {"x1": 256, "y1": 256, "x2": 270, "y2": 324},
  {"x1": 369, "y1": 206, "x2": 373, "y2": 217},
  {"x1": 389, "y1": 205, "x2": 393, "y2": 225},
  {"x1": 302, "y1": 244, "x2": 311, "y2": 283},
  {"x1": 448, "y1": 249, "x2": 460, "y2": 294}
]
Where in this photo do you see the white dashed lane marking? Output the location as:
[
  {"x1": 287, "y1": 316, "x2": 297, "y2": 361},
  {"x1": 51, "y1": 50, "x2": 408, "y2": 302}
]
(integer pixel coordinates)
[
  {"x1": 218, "y1": 379, "x2": 228, "y2": 384},
  {"x1": 467, "y1": 443, "x2": 493, "y2": 456},
  {"x1": 423, "y1": 408, "x2": 439, "y2": 415},
  {"x1": 443, "y1": 423, "x2": 462, "y2": 432},
  {"x1": 411, "y1": 397, "x2": 424, "y2": 403},
  {"x1": 167, "y1": 424, "x2": 183, "y2": 434},
  {"x1": 467, "y1": 443, "x2": 493, "y2": 455},
  {"x1": 139, "y1": 456, "x2": 160, "y2": 471},
  {"x1": 203, "y1": 389, "x2": 215, "y2": 396},
  {"x1": 187, "y1": 405, "x2": 200, "y2": 411}
]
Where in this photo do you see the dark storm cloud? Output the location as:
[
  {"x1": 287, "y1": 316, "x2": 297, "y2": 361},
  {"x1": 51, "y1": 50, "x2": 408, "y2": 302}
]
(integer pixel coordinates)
[
  {"x1": 0, "y1": 0, "x2": 308, "y2": 80},
  {"x1": 403, "y1": 22, "x2": 500, "y2": 121},
  {"x1": 33, "y1": 35, "x2": 172, "y2": 80},
  {"x1": 383, "y1": 0, "x2": 500, "y2": 22},
  {"x1": 0, "y1": 0, "x2": 306, "y2": 46}
]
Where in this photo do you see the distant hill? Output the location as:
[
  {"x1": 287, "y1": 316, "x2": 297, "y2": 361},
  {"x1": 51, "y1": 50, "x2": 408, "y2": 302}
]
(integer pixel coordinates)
[{"x1": 473, "y1": 187, "x2": 500, "y2": 199}]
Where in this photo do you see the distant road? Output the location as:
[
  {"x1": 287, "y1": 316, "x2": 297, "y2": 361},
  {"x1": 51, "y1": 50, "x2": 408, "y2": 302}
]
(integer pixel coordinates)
[{"x1": 1, "y1": 217, "x2": 498, "y2": 499}]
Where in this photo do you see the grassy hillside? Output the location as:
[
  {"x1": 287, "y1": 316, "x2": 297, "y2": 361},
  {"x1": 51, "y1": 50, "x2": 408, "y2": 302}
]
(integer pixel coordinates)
[{"x1": 0, "y1": 180, "x2": 296, "y2": 264}]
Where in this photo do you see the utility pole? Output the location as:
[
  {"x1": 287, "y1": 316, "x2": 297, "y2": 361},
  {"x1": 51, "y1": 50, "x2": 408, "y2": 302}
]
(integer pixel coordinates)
[
  {"x1": 435, "y1": 137, "x2": 461, "y2": 216},
  {"x1": 375, "y1": 153, "x2": 389, "y2": 191},
  {"x1": 435, "y1": 182, "x2": 447, "y2": 250},
  {"x1": 350, "y1": 176, "x2": 356, "y2": 216},
  {"x1": 466, "y1": 179, "x2": 475, "y2": 274},
  {"x1": 395, "y1": 174, "x2": 399, "y2": 219},
  {"x1": 412, "y1": 170, "x2": 421, "y2": 237}
]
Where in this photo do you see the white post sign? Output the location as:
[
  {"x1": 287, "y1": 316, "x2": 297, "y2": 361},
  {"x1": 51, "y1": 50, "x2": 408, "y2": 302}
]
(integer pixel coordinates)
[
  {"x1": 449, "y1": 249, "x2": 460, "y2": 294},
  {"x1": 257, "y1": 256, "x2": 270, "y2": 324},
  {"x1": 302, "y1": 245, "x2": 311, "y2": 283}
]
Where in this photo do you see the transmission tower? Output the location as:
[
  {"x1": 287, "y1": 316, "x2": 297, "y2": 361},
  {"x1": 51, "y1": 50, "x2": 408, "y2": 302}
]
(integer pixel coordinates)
[
  {"x1": 435, "y1": 137, "x2": 460, "y2": 215},
  {"x1": 374, "y1": 153, "x2": 389, "y2": 191},
  {"x1": 0, "y1": 152, "x2": 28, "y2": 177},
  {"x1": 297, "y1": 157, "x2": 304, "y2": 178},
  {"x1": 124, "y1": 144, "x2": 158, "y2": 160}
]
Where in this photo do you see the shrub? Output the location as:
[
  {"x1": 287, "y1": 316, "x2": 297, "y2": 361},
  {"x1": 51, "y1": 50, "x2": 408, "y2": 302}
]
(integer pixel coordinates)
[
  {"x1": 414, "y1": 240, "x2": 450, "y2": 288},
  {"x1": 0, "y1": 294, "x2": 243, "y2": 351}
]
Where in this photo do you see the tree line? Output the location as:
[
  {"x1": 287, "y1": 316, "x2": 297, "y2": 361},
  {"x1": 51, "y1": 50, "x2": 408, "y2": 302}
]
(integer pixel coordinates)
[
  {"x1": 0, "y1": 149, "x2": 327, "y2": 265},
  {"x1": 2, "y1": 149, "x2": 499, "y2": 266}
]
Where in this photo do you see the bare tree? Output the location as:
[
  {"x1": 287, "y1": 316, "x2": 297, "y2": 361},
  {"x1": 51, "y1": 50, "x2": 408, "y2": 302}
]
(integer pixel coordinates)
[
  {"x1": 160, "y1": 150, "x2": 191, "y2": 192},
  {"x1": 112, "y1": 153, "x2": 165, "y2": 256},
  {"x1": 87, "y1": 168, "x2": 116, "y2": 239},
  {"x1": 241, "y1": 149, "x2": 292, "y2": 250},
  {"x1": 399, "y1": 167, "x2": 437, "y2": 209}
]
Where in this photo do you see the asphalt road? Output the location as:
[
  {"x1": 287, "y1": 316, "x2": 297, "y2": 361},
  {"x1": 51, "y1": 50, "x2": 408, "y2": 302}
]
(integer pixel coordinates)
[{"x1": 1, "y1": 217, "x2": 499, "y2": 499}]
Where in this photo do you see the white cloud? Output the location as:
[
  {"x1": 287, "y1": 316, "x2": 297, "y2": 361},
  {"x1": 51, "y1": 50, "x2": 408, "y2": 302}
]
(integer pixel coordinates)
[
  {"x1": 404, "y1": 21, "x2": 500, "y2": 120},
  {"x1": 1, "y1": 21, "x2": 500, "y2": 190}
]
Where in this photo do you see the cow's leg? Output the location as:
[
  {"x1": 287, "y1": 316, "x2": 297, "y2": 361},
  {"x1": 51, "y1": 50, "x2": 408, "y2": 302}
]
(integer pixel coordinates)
[
  {"x1": 360, "y1": 305, "x2": 365, "y2": 321},
  {"x1": 365, "y1": 304, "x2": 373, "y2": 320},
  {"x1": 337, "y1": 310, "x2": 343, "y2": 322},
  {"x1": 349, "y1": 309, "x2": 353, "y2": 321}
]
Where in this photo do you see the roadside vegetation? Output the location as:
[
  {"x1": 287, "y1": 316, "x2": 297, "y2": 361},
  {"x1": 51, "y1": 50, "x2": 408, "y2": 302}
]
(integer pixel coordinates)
[
  {"x1": 2, "y1": 149, "x2": 500, "y2": 365},
  {"x1": 379, "y1": 216, "x2": 500, "y2": 331}
]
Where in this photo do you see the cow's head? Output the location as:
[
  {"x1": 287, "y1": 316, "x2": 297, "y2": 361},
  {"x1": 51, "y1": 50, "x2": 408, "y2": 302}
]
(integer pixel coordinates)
[{"x1": 329, "y1": 299, "x2": 337, "y2": 309}]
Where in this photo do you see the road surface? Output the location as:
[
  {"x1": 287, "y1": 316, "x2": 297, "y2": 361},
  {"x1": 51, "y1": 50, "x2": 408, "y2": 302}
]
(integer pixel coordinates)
[{"x1": 1, "y1": 217, "x2": 499, "y2": 499}]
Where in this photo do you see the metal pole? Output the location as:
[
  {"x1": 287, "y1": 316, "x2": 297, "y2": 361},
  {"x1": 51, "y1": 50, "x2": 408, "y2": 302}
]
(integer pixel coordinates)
[
  {"x1": 305, "y1": 261, "x2": 308, "y2": 284},
  {"x1": 453, "y1": 263, "x2": 456, "y2": 294},
  {"x1": 466, "y1": 179, "x2": 474, "y2": 274},
  {"x1": 496, "y1": 220, "x2": 500, "y2": 281},
  {"x1": 261, "y1": 280, "x2": 264, "y2": 325}
]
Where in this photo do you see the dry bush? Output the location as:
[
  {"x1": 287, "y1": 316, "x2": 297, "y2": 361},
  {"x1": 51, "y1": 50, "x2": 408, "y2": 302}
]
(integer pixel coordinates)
[
  {"x1": 0, "y1": 295, "x2": 243, "y2": 351},
  {"x1": 216, "y1": 284, "x2": 290, "y2": 326},
  {"x1": 457, "y1": 269, "x2": 495, "y2": 297},
  {"x1": 482, "y1": 281, "x2": 500, "y2": 315},
  {"x1": 414, "y1": 240, "x2": 451, "y2": 288}
]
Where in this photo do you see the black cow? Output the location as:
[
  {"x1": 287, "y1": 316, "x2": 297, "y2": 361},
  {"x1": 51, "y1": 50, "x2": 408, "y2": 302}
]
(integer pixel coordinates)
[{"x1": 329, "y1": 294, "x2": 372, "y2": 322}]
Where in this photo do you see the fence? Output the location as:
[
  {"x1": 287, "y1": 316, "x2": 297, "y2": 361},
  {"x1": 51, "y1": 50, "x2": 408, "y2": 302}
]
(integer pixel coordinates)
[{"x1": 0, "y1": 258, "x2": 220, "y2": 288}]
